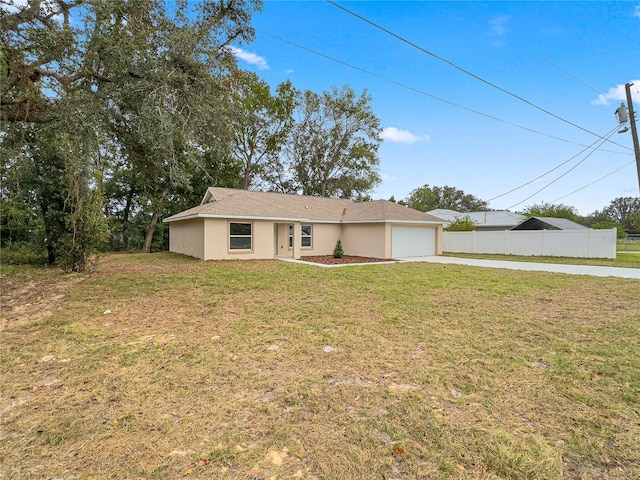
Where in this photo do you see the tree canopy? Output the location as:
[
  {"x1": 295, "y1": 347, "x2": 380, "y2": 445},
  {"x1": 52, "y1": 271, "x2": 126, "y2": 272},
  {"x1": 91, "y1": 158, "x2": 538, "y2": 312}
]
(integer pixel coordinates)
[
  {"x1": 581, "y1": 197, "x2": 640, "y2": 234},
  {"x1": 1, "y1": 0, "x2": 262, "y2": 269},
  {"x1": 1, "y1": 0, "x2": 259, "y2": 123},
  {"x1": 405, "y1": 185, "x2": 488, "y2": 212},
  {"x1": 602, "y1": 197, "x2": 640, "y2": 233},
  {"x1": 521, "y1": 202, "x2": 579, "y2": 222},
  {"x1": 228, "y1": 71, "x2": 295, "y2": 190},
  {"x1": 274, "y1": 86, "x2": 382, "y2": 199}
]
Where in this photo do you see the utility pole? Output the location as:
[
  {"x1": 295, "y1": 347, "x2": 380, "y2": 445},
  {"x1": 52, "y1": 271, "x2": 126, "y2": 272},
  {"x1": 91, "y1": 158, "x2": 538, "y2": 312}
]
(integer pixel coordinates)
[{"x1": 621, "y1": 83, "x2": 640, "y2": 192}]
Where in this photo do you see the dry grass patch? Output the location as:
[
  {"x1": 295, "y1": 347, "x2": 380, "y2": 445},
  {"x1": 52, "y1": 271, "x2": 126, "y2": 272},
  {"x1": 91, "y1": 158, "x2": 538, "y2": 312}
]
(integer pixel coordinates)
[{"x1": 1, "y1": 252, "x2": 639, "y2": 479}]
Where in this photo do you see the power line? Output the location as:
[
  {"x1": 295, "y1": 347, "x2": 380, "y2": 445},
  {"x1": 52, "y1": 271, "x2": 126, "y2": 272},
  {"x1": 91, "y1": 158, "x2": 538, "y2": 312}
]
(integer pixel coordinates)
[
  {"x1": 257, "y1": 29, "x2": 631, "y2": 155},
  {"x1": 326, "y1": 0, "x2": 632, "y2": 151},
  {"x1": 550, "y1": 160, "x2": 636, "y2": 204},
  {"x1": 505, "y1": 127, "x2": 620, "y2": 209},
  {"x1": 486, "y1": 126, "x2": 621, "y2": 202},
  {"x1": 456, "y1": 1, "x2": 600, "y2": 94},
  {"x1": 541, "y1": 3, "x2": 633, "y2": 81}
]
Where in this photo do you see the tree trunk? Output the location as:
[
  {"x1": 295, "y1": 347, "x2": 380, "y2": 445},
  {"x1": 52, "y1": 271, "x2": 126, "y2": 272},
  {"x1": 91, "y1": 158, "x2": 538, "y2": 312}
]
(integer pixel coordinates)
[
  {"x1": 40, "y1": 203, "x2": 56, "y2": 266},
  {"x1": 142, "y1": 190, "x2": 167, "y2": 253},
  {"x1": 141, "y1": 211, "x2": 160, "y2": 253},
  {"x1": 121, "y1": 182, "x2": 135, "y2": 247},
  {"x1": 242, "y1": 161, "x2": 252, "y2": 189},
  {"x1": 72, "y1": 221, "x2": 86, "y2": 273},
  {"x1": 70, "y1": 136, "x2": 93, "y2": 272}
]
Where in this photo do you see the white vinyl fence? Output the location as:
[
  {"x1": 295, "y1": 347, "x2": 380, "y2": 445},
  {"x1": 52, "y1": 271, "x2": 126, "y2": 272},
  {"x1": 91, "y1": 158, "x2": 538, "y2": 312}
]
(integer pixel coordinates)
[{"x1": 443, "y1": 229, "x2": 617, "y2": 259}]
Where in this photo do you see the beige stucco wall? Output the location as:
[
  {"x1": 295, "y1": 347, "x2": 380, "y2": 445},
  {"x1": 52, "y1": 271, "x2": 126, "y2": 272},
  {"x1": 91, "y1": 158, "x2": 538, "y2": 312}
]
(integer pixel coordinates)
[
  {"x1": 204, "y1": 218, "x2": 275, "y2": 260},
  {"x1": 341, "y1": 223, "x2": 387, "y2": 258},
  {"x1": 169, "y1": 218, "x2": 443, "y2": 261},
  {"x1": 169, "y1": 219, "x2": 205, "y2": 259},
  {"x1": 436, "y1": 225, "x2": 443, "y2": 255},
  {"x1": 299, "y1": 223, "x2": 342, "y2": 257}
]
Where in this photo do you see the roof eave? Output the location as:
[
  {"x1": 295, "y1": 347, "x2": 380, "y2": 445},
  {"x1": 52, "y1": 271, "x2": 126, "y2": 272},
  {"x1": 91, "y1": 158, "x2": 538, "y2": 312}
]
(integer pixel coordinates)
[
  {"x1": 164, "y1": 213, "x2": 310, "y2": 223},
  {"x1": 164, "y1": 215, "x2": 445, "y2": 225},
  {"x1": 342, "y1": 219, "x2": 445, "y2": 225}
]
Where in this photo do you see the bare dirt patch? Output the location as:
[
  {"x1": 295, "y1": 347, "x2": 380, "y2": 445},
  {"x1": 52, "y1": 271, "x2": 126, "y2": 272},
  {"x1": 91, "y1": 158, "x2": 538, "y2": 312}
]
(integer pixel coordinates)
[{"x1": 0, "y1": 267, "x2": 83, "y2": 332}]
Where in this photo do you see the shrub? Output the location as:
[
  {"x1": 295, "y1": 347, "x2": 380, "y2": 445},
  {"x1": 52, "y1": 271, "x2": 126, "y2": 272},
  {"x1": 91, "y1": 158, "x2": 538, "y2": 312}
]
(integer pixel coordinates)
[
  {"x1": 592, "y1": 221, "x2": 625, "y2": 239},
  {"x1": 0, "y1": 244, "x2": 48, "y2": 265},
  {"x1": 333, "y1": 239, "x2": 344, "y2": 258},
  {"x1": 445, "y1": 216, "x2": 476, "y2": 232}
]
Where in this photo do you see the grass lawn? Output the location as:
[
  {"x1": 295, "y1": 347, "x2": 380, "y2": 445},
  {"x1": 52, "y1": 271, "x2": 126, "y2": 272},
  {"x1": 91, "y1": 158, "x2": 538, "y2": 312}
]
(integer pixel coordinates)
[
  {"x1": 617, "y1": 239, "x2": 640, "y2": 253},
  {"x1": 1, "y1": 253, "x2": 639, "y2": 479},
  {"x1": 443, "y1": 252, "x2": 640, "y2": 269}
]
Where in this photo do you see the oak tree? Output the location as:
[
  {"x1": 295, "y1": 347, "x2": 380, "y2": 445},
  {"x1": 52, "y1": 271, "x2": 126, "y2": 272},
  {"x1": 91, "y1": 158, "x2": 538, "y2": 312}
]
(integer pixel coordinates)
[
  {"x1": 406, "y1": 185, "x2": 488, "y2": 212},
  {"x1": 285, "y1": 85, "x2": 381, "y2": 199}
]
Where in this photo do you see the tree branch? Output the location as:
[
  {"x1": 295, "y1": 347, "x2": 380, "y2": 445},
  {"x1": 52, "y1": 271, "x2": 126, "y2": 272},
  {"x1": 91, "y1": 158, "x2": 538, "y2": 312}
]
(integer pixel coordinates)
[
  {"x1": 0, "y1": 0, "x2": 43, "y2": 31},
  {"x1": 0, "y1": 101, "x2": 53, "y2": 123}
]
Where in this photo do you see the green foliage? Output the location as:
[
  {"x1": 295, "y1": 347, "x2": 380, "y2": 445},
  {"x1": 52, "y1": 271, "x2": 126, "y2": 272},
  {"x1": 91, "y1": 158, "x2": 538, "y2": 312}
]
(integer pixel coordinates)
[
  {"x1": 0, "y1": 129, "x2": 43, "y2": 249},
  {"x1": 592, "y1": 221, "x2": 626, "y2": 239},
  {"x1": 405, "y1": 185, "x2": 487, "y2": 212},
  {"x1": 99, "y1": 3, "x2": 259, "y2": 253},
  {"x1": 521, "y1": 202, "x2": 579, "y2": 222},
  {"x1": 603, "y1": 197, "x2": 640, "y2": 233},
  {"x1": 333, "y1": 239, "x2": 344, "y2": 258},
  {"x1": 444, "y1": 216, "x2": 476, "y2": 231},
  {"x1": 1, "y1": 122, "x2": 109, "y2": 270},
  {"x1": 229, "y1": 72, "x2": 295, "y2": 189},
  {"x1": 631, "y1": 212, "x2": 640, "y2": 232},
  {"x1": 283, "y1": 85, "x2": 382, "y2": 199},
  {"x1": 1, "y1": 0, "x2": 262, "y2": 267},
  {"x1": 0, "y1": 244, "x2": 47, "y2": 265},
  {"x1": 581, "y1": 197, "x2": 639, "y2": 234},
  {"x1": 579, "y1": 210, "x2": 610, "y2": 228}
]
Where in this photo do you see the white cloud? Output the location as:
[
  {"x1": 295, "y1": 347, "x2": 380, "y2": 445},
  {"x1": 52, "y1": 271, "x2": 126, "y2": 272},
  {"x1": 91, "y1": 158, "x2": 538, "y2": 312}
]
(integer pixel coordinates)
[
  {"x1": 1, "y1": 0, "x2": 27, "y2": 14},
  {"x1": 2, "y1": 0, "x2": 62, "y2": 22},
  {"x1": 380, "y1": 127, "x2": 429, "y2": 144},
  {"x1": 227, "y1": 46, "x2": 269, "y2": 70},
  {"x1": 489, "y1": 15, "x2": 510, "y2": 36},
  {"x1": 592, "y1": 80, "x2": 640, "y2": 105}
]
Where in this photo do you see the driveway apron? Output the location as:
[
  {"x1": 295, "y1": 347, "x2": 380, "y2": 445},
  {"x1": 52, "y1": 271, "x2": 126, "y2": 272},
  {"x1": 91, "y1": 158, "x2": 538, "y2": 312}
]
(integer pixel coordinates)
[{"x1": 401, "y1": 256, "x2": 640, "y2": 279}]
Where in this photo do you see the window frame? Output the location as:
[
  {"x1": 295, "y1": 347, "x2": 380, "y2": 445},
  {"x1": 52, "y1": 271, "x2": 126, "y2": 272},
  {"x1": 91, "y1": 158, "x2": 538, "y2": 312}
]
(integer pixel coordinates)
[
  {"x1": 229, "y1": 221, "x2": 253, "y2": 252},
  {"x1": 301, "y1": 225, "x2": 313, "y2": 248},
  {"x1": 288, "y1": 224, "x2": 313, "y2": 249}
]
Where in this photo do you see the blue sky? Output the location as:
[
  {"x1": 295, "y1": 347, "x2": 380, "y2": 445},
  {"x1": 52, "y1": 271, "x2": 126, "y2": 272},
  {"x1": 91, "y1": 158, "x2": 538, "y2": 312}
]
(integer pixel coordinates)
[{"x1": 230, "y1": 0, "x2": 640, "y2": 215}]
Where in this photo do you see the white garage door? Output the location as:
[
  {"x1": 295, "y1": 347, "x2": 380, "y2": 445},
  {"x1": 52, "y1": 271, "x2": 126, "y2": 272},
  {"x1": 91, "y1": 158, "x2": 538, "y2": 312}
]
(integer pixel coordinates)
[{"x1": 392, "y1": 227, "x2": 436, "y2": 258}]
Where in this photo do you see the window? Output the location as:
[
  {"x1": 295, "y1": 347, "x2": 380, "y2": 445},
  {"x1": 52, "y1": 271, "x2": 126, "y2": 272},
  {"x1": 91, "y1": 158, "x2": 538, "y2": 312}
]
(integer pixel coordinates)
[
  {"x1": 229, "y1": 222, "x2": 252, "y2": 250},
  {"x1": 288, "y1": 224, "x2": 313, "y2": 248},
  {"x1": 301, "y1": 225, "x2": 312, "y2": 247}
]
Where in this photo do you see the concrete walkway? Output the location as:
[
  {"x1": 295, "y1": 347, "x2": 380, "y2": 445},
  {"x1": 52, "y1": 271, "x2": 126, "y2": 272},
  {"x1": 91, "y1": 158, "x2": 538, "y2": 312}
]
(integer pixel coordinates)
[
  {"x1": 400, "y1": 256, "x2": 640, "y2": 279},
  {"x1": 282, "y1": 256, "x2": 639, "y2": 278}
]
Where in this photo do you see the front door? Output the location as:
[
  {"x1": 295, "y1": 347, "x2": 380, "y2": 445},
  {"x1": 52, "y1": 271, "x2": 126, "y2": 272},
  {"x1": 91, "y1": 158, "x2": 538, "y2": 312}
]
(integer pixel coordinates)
[{"x1": 274, "y1": 223, "x2": 293, "y2": 258}]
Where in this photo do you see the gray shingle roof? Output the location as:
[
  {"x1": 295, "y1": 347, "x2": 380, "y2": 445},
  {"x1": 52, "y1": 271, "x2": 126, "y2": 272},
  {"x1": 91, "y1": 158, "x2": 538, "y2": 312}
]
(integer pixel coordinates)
[
  {"x1": 510, "y1": 216, "x2": 589, "y2": 230},
  {"x1": 426, "y1": 209, "x2": 525, "y2": 227},
  {"x1": 164, "y1": 187, "x2": 445, "y2": 224}
]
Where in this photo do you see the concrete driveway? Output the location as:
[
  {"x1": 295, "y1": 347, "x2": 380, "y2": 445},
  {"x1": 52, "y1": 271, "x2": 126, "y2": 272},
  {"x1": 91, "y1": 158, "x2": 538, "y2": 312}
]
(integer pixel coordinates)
[{"x1": 401, "y1": 256, "x2": 640, "y2": 279}]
